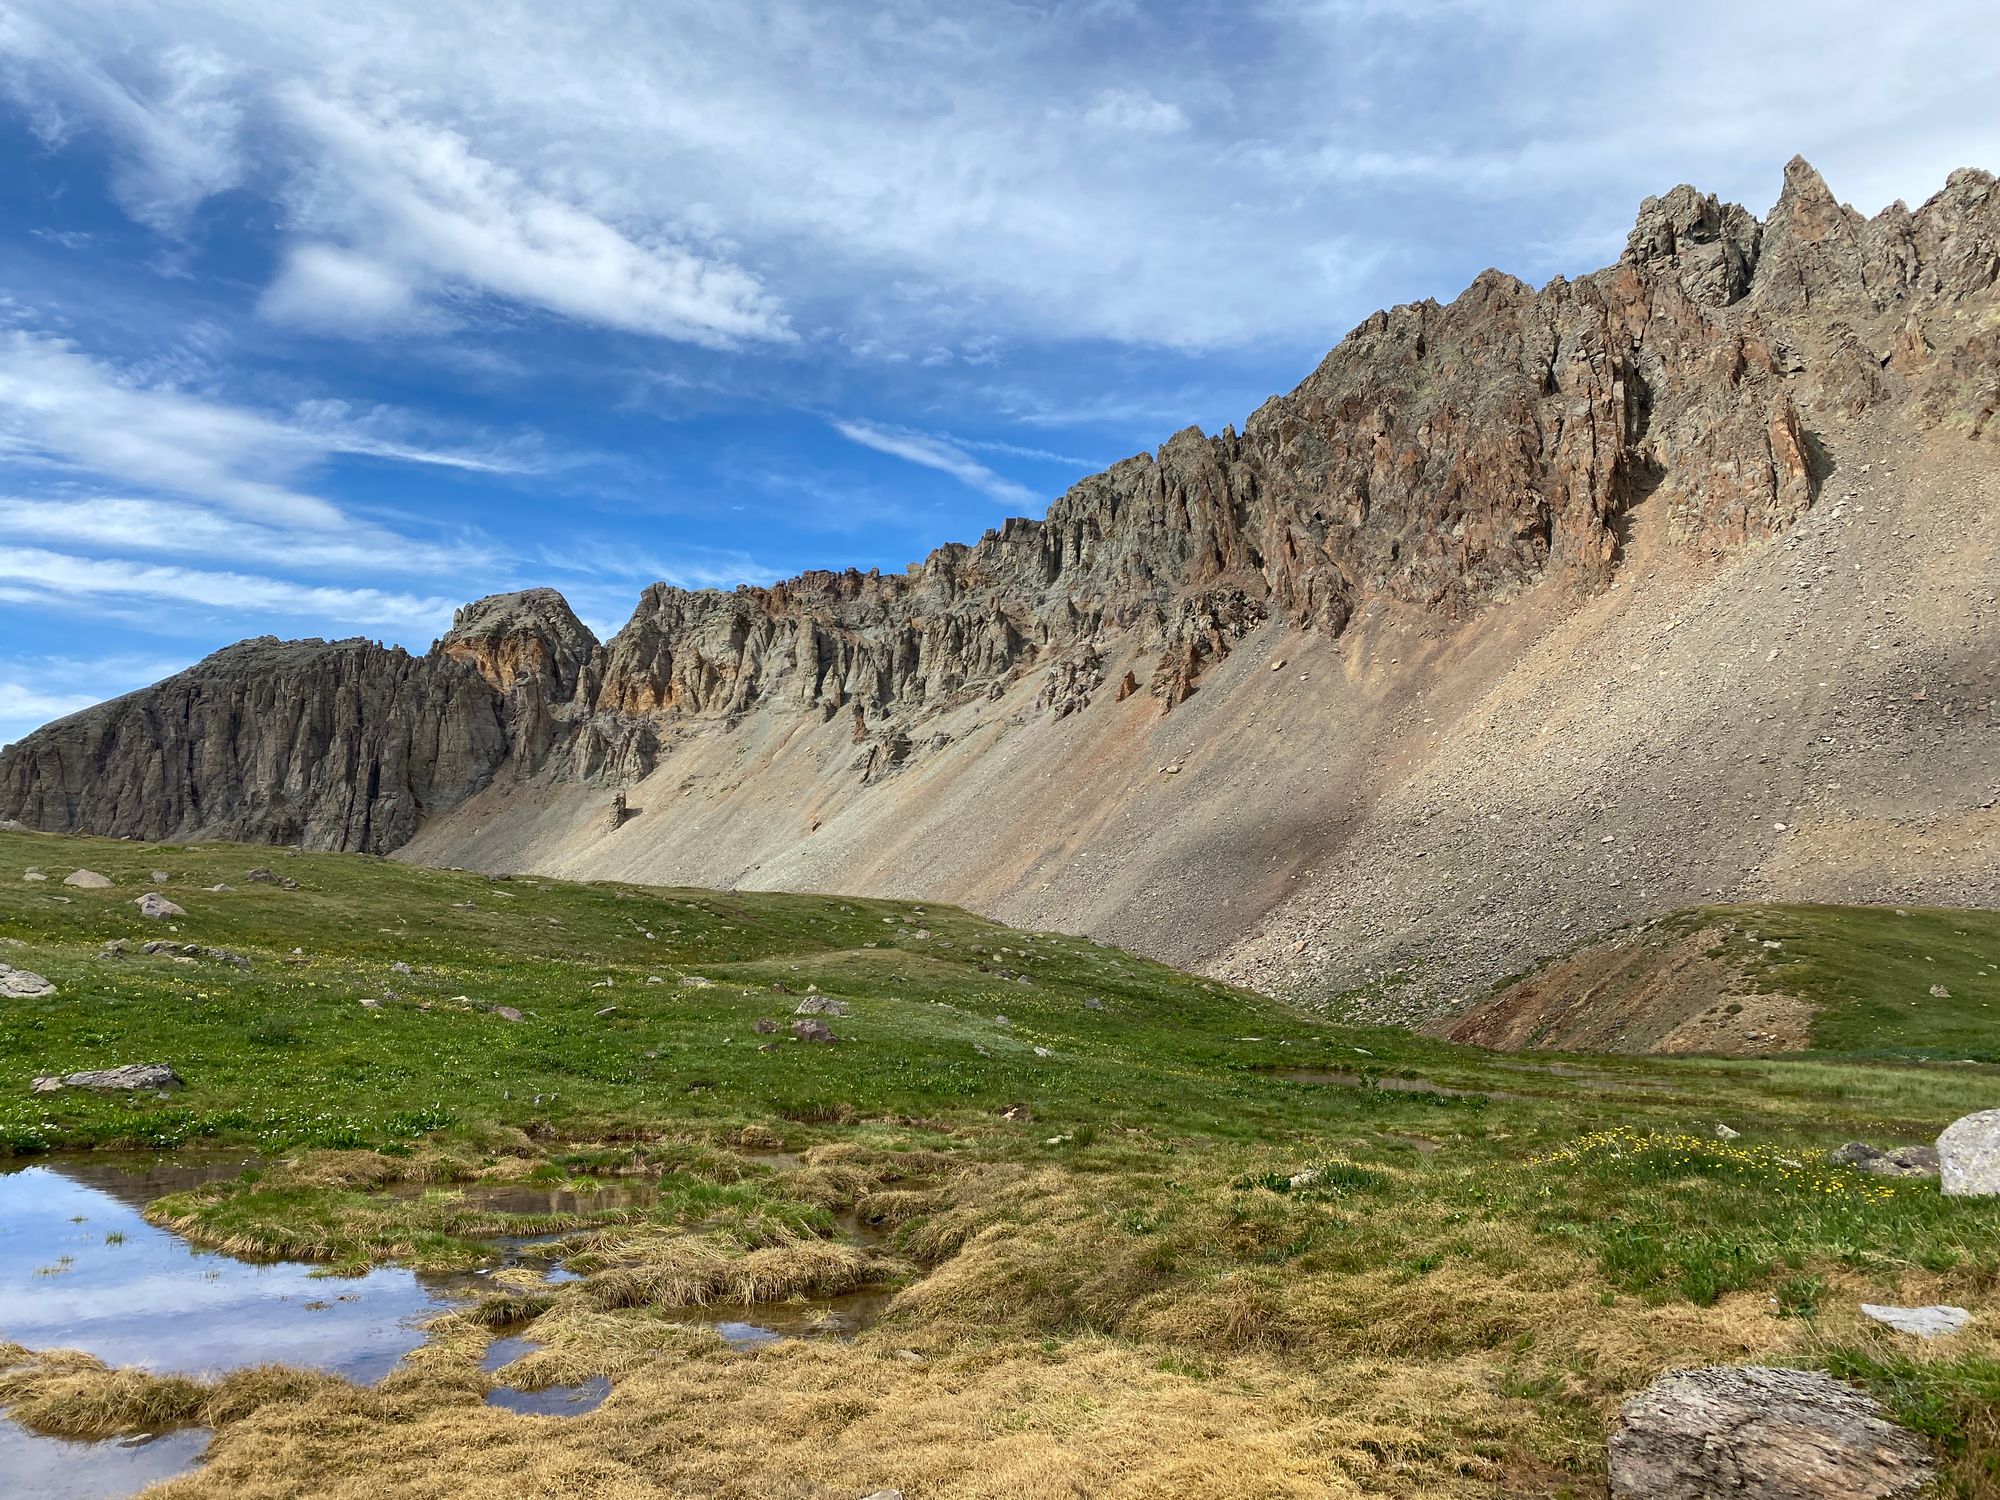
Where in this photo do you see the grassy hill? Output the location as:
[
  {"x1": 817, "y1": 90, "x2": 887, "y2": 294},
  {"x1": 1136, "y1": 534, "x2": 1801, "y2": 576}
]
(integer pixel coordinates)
[
  {"x1": 1450, "y1": 903, "x2": 2000, "y2": 1062},
  {"x1": 3, "y1": 831, "x2": 1999, "y2": 1497}
]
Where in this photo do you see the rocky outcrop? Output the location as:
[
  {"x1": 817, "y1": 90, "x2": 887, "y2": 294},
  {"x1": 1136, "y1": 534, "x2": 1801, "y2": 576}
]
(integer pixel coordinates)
[
  {"x1": 1608, "y1": 1366, "x2": 1931, "y2": 1499},
  {"x1": 2, "y1": 158, "x2": 1996, "y2": 874}
]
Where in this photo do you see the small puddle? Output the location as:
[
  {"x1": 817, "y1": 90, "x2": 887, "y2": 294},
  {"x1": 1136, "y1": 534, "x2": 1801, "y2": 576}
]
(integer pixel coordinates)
[
  {"x1": 479, "y1": 1335, "x2": 609, "y2": 1417},
  {"x1": 1270, "y1": 1069, "x2": 1517, "y2": 1101},
  {"x1": 0, "y1": 1154, "x2": 499, "y2": 1498},
  {"x1": 386, "y1": 1181, "x2": 662, "y2": 1216},
  {"x1": 664, "y1": 1286, "x2": 898, "y2": 1347},
  {"x1": 0, "y1": 1423, "x2": 209, "y2": 1500}
]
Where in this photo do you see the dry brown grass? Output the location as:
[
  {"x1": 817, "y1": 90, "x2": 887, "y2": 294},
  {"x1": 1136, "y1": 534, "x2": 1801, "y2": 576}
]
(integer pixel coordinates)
[{"x1": 578, "y1": 1231, "x2": 885, "y2": 1311}]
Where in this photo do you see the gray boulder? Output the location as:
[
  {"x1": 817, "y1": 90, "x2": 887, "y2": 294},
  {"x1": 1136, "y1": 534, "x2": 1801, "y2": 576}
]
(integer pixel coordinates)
[
  {"x1": 1938, "y1": 1110, "x2": 2000, "y2": 1196},
  {"x1": 795, "y1": 996, "x2": 850, "y2": 1017},
  {"x1": 0, "y1": 965, "x2": 54, "y2": 998},
  {"x1": 1860, "y1": 1304, "x2": 1971, "y2": 1339},
  {"x1": 135, "y1": 893, "x2": 186, "y2": 920},
  {"x1": 1830, "y1": 1142, "x2": 1940, "y2": 1179},
  {"x1": 1608, "y1": 1366, "x2": 1931, "y2": 1499},
  {"x1": 63, "y1": 869, "x2": 113, "y2": 889},
  {"x1": 791, "y1": 1018, "x2": 837, "y2": 1043},
  {"x1": 32, "y1": 1064, "x2": 184, "y2": 1094}
]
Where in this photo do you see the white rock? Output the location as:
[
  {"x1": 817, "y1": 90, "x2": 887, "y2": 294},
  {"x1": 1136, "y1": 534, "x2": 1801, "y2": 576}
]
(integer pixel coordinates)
[
  {"x1": 1860, "y1": 1304, "x2": 1971, "y2": 1339},
  {"x1": 1938, "y1": 1109, "x2": 2000, "y2": 1196},
  {"x1": 62, "y1": 869, "x2": 113, "y2": 889},
  {"x1": 135, "y1": 893, "x2": 186, "y2": 920},
  {"x1": 0, "y1": 966, "x2": 55, "y2": 998}
]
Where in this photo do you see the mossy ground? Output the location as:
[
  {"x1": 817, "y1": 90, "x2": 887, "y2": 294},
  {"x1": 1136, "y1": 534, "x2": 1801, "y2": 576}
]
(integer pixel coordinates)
[{"x1": 2, "y1": 831, "x2": 1998, "y2": 1496}]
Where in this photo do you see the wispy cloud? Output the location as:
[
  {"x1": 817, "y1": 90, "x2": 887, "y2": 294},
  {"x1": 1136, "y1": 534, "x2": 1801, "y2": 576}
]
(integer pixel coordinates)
[
  {"x1": 0, "y1": 332, "x2": 546, "y2": 527},
  {"x1": 0, "y1": 496, "x2": 489, "y2": 576},
  {"x1": 0, "y1": 650, "x2": 203, "y2": 747},
  {"x1": 264, "y1": 89, "x2": 793, "y2": 348},
  {"x1": 0, "y1": 546, "x2": 458, "y2": 633},
  {"x1": 832, "y1": 419, "x2": 1041, "y2": 508}
]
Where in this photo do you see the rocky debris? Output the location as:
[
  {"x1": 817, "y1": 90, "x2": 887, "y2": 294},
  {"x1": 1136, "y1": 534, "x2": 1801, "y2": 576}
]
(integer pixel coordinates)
[
  {"x1": 22, "y1": 869, "x2": 45, "y2": 881},
  {"x1": 149, "y1": 869, "x2": 171, "y2": 884},
  {"x1": 1607, "y1": 1366, "x2": 1931, "y2": 1499},
  {"x1": 1929, "y1": 984, "x2": 1951, "y2": 998},
  {"x1": 1715, "y1": 1124, "x2": 1741, "y2": 1139},
  {"x1": 680, "y1": 975, "x2": 714, "y2": 989},
  {"x1": 31, "y1": 1064, "x2": 184, "y2": 1094},
  {"x1": 752, "y1": 1019, "x2": 779, "y2": 1034},
  {"x1": 246, "y1": 868, "x2": 300, "y2": 890},
  {"x1": 795, "y1": 996, "x2": 850, "y2": 1017},
  {"x1": 1938, "y1": 1110, "x2": 2000, "y2": 1196},
  {"x1": 0, "y1": 965, "x2": 54, "y2": 998},
  {"x1": 791, "y1": 1018, "x2": 837, "y2": 1043},
  {"x1": 137, "y1": 941, "x2": 250, "y2": 970},
  {"x1": 63, "y1": 869, "x2": 113, "y2": 889},
  {"x1": 391, "y1": 961, "x2": 413, "y2": 974},
  {"x1": 1831, "y1": 1142, "x2": 1940, "y2": 1178},
  {"x1": 492, "y1": 1006, "x2": 525, "y2": 1023},
  {"x1": 1860, "y1": 1304, "x2": 1971, "y2": 1338},
  {"x1": 135, "y1": 893, "x2": 186, "y2": 920}
]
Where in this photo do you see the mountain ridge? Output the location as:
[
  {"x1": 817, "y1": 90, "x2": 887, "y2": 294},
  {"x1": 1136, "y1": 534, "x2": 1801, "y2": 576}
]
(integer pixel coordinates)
[{"x1": 6, "y1": 156, "x2": 1997, "y2": 1013}]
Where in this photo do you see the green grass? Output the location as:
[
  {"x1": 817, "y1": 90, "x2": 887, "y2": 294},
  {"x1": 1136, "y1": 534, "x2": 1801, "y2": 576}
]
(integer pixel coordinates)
[
  {"x1": 1723, "y1": 903, "x2": 2000, "y2": 1059},
  {"x1": 5, "y1": 831, "x2": 2000, "y2": 1492}
]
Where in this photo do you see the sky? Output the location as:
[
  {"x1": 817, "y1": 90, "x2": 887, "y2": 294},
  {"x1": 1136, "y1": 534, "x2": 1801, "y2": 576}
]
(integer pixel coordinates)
[{"x1": 0, "y1": 0, "x2": 1993, "y2": 748}]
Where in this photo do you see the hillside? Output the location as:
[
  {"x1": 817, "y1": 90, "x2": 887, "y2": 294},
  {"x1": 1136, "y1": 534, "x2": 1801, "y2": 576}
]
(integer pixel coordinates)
[
  {"x1": 3, "y1": 829, "x2": 2000, "y2": 1495},
  {"x1": 1447, "y1": 902, "x2": 2000, "y2": 1058},
  {"x1": 3, "y1": 158, "x2": 1996, "y2": 1013}
]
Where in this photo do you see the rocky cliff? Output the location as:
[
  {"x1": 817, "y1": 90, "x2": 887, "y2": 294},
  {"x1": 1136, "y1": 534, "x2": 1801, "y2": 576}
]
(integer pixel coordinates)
[{"x1": 5, "y1": 159, "x2": 1997, "y2": 1008}]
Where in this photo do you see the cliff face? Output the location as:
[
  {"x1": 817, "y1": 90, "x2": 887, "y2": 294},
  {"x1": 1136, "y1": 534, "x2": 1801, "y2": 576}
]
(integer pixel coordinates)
[{"x1": 4, "y1": 159, "x2": 1997, "y2": 1002}]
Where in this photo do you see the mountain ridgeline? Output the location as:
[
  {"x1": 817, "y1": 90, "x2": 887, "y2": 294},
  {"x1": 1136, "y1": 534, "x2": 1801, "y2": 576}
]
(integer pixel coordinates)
[{"x1": 5, "y1": 158, "x2": 1997, "y2": 1012}]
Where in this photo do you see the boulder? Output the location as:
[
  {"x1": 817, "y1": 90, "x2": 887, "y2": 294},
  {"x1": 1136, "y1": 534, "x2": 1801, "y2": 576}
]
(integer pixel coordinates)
[
  {"x1": 32, "y1": 1064, "x2": 184, "y2": 1093},
  {"x1": 63, "y1": 869, "x2": 113, "y2": 889},
  {"x1": 0, "y1": 965, "x2": 54, "y2": 998},
  {"x1": 1938, "y1": 1110, "x2": 2000, "y2": 1196},
  {"x1": 135, "y1": 893, "x2": 186, "y2": 920},
  {"x1": 149, "y1": 870, "x2": 171, "y2": 884},
  {"x1": 791, "y1": 1018, "x2": 837, "y2": 1043},
  {"x1": 493, "y1": 1006, "x2": 524, "y2": 1023},
  {"x1": 23, "y1": 870, "x2": 45, "y2": 882},
  {"x1": 1859, "y1": 1304, "x2": 1971, "y2": 1339},
  {"x1": 1608, "y1": 1366, "x2": 1931, "y2": 1499},
  {"x1": 1830, "y1": 1142, "x2": 1940, "y2": 1179},
  {"x1": 795, "y1": 996, "x2": 850, "y2": 1017}
]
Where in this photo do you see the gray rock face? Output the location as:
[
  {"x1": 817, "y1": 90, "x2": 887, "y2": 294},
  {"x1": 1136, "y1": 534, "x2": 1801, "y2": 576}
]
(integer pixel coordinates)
[
  {"x1": 1, "y1": 159, "x2": 1995, "y2": 868},
  {"x1": 1938, "y1": 1110, "x2": 2000, "y2": 1196},
  {"x1": 31, "y1": 1063, "x2": 184, "y2": 1093},
  {"x1": 135, "y1": 893, "x2": 186, "y2": 920},
  {"x1": 63, "y1": 869, "x2": 113, "y2": 889},
  {"x1": 1608, "y1": 1366, "x2": 1931, "y2": 1500},
  {"x1": 0, "y1": 965, "x2": 54, "y2": 998},
  {"x1": 1860, "y1": 1304, "x2": 1972, "y2": 1339}
]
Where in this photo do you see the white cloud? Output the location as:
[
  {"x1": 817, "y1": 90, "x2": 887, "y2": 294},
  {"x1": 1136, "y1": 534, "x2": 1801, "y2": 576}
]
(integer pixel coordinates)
[
  {"x1": 263, "y1": 89, "x2": 791, "y2": 348},
  {"x1": 0, "y1": 546, "x2": 458, "y2": 633},
  {"x1": 831, "y1": 420, "x2": 1041, "y2": 509},
  {"x1": 1083, "y1": 88, "x2": 1189, "y2": 135},
  {"x1": 0, "y1": 679, "x2": 101, "y2": 739},
  {"x1": 0, "y1": 332, "x2": 546, "y2": 527},
  {"x1": 0, "y1": 652, "x2": 205, "y2": 748},
  {"x1": 0, "y1": 497, "x2": 487, "y2": 576}
]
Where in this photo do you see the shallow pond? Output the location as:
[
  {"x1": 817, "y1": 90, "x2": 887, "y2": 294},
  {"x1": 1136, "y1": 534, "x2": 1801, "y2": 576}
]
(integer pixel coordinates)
[{"x1": 0, "y1": 1154, "x2": 490, "y2": 1498}]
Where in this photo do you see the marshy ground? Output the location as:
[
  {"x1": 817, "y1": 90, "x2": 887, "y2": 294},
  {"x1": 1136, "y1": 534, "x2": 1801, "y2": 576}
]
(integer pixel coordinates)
[{"x1": 1, "y1": 829, "x2": 1997, "y2": 1497}]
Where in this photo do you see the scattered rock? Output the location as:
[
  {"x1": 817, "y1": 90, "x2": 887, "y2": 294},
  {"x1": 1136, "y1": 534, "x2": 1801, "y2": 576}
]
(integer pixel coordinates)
[
  {"x1": 593, "y1": 1005, "x2": 618, "y2": 1018},
  {"x1": 138, "y1": 941, "x2": 249, "y2": 969},
  {"x1": 1084, "y1": 997, "x2": 1104, "y2": 1010},
  {"x1": 680, "y1": 975, "x2": 714, "y2": 989},
  {"x1": 493, "y1": 1006, "x2": 525, "y2": 1023},
  {"x1": 753, "y1": 1019, "x2": 779, "y2": 1034},
  {"x1": 795, "y1": 996, "x2": 850, "y2": 1017},
  {"x1": 791, "y1": 1018, "x2": 837, "y2": 1043},
  {"x1": 63, "y1": 869, "x2": 113, "y2": 889},
  {"x1": 1929, "y1": 984, "x2": 1951, "y2": 998},
  {"x1": 1938, "y1": 1110, "x2": 2000, "y2": 1196},
  {"x1": 1714, "y1": 1124, "x2": 1741, "y2": 1140},
  {"x1": 135, "y1": 893, "x2": 186, "y2": 920},
  {"x1": 1033, "y1": 1046, "x2": 1053, "y2": 1058},
  {"x1": 149, "y1": 870, "x2": 171, "y2": 884},
  {"x1": 245, "y1": 868, "x2": 278, "y2": 883},
  {"x1": 22, "y1": 870, "x2": 45, "y2": 882},
  {"x1": 31, "y1": 1064, "x2": 185, "y2": 1094},
  {"x1": 1860, "y1": 1304, "x2": 1971, "y2": 1339},
  {"x1": 646, "y1": 975, "x2": 663, "y2": 985},
  {"x1": 999, "y1": 1103, "x2": 1032, "y2": 1122},
  {"x1": 1830, "y1": 1142, "x2": 1940, "y2": 1179},
  {"x1": 391, "y1": 961, "x2": 413, "y2": 975},
  {"x1": 0, "y1": 966, "x2": 55, "y2": 998},
  {"x1": 360, "y1": 998, "x2": 383, "y2": 1010},
  {"x1": 1607, "y1": 1365, "x2": 1931, "y2": 1499}
]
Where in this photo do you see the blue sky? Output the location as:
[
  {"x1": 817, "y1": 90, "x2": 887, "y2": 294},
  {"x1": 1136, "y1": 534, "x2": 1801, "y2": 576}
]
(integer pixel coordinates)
[{"x1": 0, "y1": 0, "x2": 1993, "y2": 747}]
